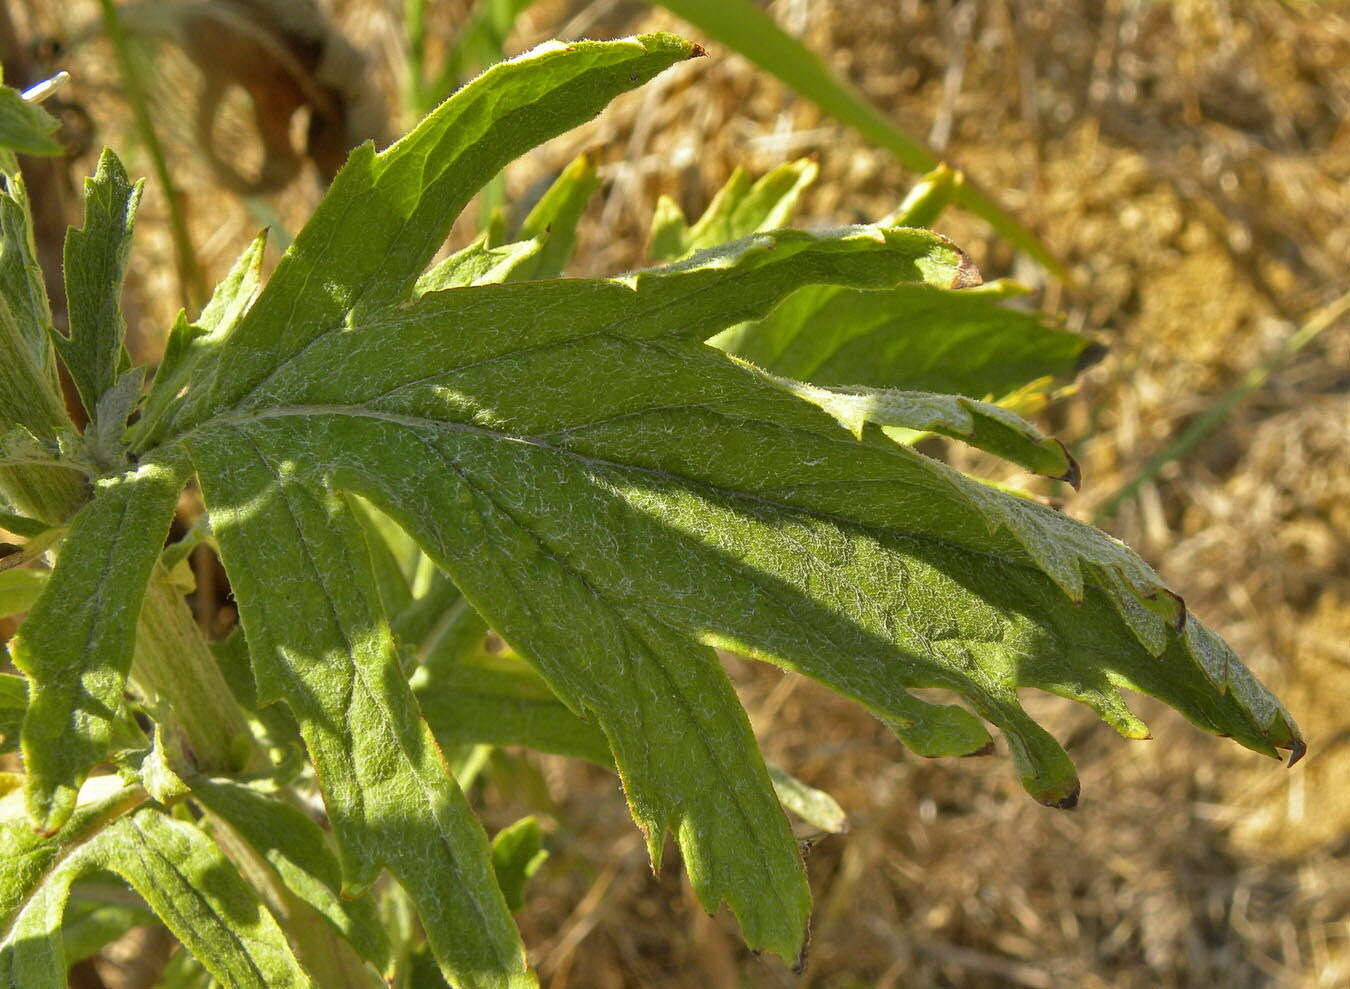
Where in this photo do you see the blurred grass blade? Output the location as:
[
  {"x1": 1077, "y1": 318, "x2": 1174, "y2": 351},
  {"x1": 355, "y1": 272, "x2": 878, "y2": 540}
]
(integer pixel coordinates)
[
  {"x1": 1093, "y1": 290, "x2": 1350, "y2": 524},
  {"x1": 653, "y1": 0, "x2": 1067, "y2": 277},
  {"x1": 424, "y1": 0, "x2": 540, "y2": 113},
  {"x1": 96, "y1": 0, "x2": 205, "y2": 309}
]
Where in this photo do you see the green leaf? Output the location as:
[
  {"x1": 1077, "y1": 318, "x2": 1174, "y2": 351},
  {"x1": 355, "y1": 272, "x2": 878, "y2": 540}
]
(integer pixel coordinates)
[
  {"x1": 0, "y1": 568, "x2": 45, "y2": 618},
  {"x1": 650, "y1": 0, "x2": 1066, "y2": 276},
  {"x1": 0, "y1": 83, "x2": 61, "y2": 155},
  {"x1": 1, "y1": 794, "x2": 312, "y2": 988},
  {"x1": 188, "y1": 443, "x2": 531, "y2": 989},
  {"x1": 12, "y1": 460, "x2": 185, "y2": 833},
  {"x1": 510, "y1": 153, "x2": 599, "y2": 280},
  {"x1": 712, "y1": 279, "x2": 1099, "y2": 401},
  {"x1": 414, "y1": 651, "x2": 613, "y2": 766},
  {"x1": 758, "y1": 371, "x2": 1079, "y2": 484},
  {"x1": 189, "y1": 211, "x2": 1290, "y2": 793},
  {"x1": 654, "y1": 163, "x2": 1083, "y2": 410},
  {"x1": 156, "y1": 224, "x2": 979, "y2": 964},
  {"x1": 649, "y1": 158, "x2": 818, "y2": 262},
  {"x1": 207, "y1": 626, "x2": 303, "y2": 751},
  {"x1": 55, "y1": 148, "x2": 144, "y2": 419},
  {"x1": 417, "y1": 155, "x2": 599, "y2": 292},
  {"x1": 0, "y1": 506, "x2": 48, "y2": 538},
  {"x1": 414, "y1": 648, "x2": 847, "y2": 833},
  {"x1": 143, "y1": 34, "x2": 702, "y2": 445},
  {"x1": 59, "y1": 890, "x2": 156, "y2": 965},
  {"x1": 764, "y1": 766, "x2": 847, "y2": 835},
  {"x1": 0, "y1": 174, "x2": 65, "y2": 439},
  {"x1": 188, "y1": 776, "x2": 391, "y2": 971},
  {"x1": 490, "y1": 817, "x2": 548, "y2": 913},
  {"x1": 417, "y1": 235, "x2": 544, "y2": 294},
  {"x1": 133, "y1": 230, "x2": 268, "y2": 446}
]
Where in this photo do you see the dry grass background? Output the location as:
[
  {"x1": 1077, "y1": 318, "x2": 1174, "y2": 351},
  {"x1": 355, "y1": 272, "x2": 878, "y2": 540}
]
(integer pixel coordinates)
[{"x1": 4, "y1": 1, "x2": 1348, "y2": 986}]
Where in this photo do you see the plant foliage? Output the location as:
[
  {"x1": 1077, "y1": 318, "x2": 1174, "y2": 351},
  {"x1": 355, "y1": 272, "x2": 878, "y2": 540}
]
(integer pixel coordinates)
[{"x1": 0, "y1": 34, "x2": 1300, "y2": 987}]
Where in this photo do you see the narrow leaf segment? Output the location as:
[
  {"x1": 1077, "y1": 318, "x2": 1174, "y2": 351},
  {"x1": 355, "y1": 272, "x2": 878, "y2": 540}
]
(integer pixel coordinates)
[
  {"x1": 13, "y1": 461, "x2": 185, "y2": 833},
  {"x1": 55, "y1": 148, "x2": 144, "y2": 419}
]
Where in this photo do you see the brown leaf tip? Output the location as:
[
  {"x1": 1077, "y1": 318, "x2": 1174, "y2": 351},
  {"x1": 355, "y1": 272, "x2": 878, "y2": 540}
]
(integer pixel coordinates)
[
  {"x1": 1055, "y1": 440, "x2": 1082, "y2": 490},
  {"x1": 1042, "y1": 783, "x2": 1080, "y2": 810},
  {"x1": 1283, "y1": 736, "x2": 1307, "y2": 768},
  {"x1": 961, "y1": 740, "x2": 997, "y2": 757},
  {"x1": 1076, "y1": 341, "x2": 1109, "y2": 373},
  {"x1": 951, "y1": 251, "x2": 983, "y2": 289},
  {"x1": 689, "y1": 43, "x2": 708, "y2": 59}
]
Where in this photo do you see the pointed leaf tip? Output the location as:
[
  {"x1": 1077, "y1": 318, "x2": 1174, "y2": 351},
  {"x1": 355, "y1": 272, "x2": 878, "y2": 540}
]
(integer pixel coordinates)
[
  {"x1": 1056, "y1": 440, "x2": 1082, "y2": 490},
  {"x1": 951, "y1": 249, "x2": 982, "y2": 289}
]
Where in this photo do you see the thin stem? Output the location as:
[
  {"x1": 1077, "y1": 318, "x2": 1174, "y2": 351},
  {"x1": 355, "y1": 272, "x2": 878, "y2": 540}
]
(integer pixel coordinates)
[
  {"x1": 130, "y1": 564, "x2": 261, "y2": 776},
  {"x1": 1093, "y1": 290, "x2": 1350, "y2": 525},
  {"x1": 96, "y1": 0, "x2": 207, "y2": 311}
]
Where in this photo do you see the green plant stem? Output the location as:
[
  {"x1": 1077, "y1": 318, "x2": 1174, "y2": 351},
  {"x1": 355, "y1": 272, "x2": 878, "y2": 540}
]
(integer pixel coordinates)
[
  {"x1": 96, "y1": 0, "x2": 206, "y2": 311},
  {"x1": 130, "y1": 565, "x2": 260, "y2": 776},
  {"x1": 1093, "y1": 290, "x2": 1350, "y2": 525}
]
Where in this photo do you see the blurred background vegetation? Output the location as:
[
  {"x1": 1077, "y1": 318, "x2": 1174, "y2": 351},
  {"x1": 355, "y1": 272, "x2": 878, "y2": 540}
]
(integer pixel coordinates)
[{"x1": 1, "y1": 0, "x2": 1346, "y2": 986}]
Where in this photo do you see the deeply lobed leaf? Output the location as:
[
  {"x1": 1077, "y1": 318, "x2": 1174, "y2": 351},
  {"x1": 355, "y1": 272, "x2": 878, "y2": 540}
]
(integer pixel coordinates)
[{"x1": 5, "y1": 29, "x2": 1301, "y2": 984}]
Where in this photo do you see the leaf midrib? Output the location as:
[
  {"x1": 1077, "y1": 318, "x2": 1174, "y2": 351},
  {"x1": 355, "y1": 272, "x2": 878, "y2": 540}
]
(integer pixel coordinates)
[{"x1": 174, "y1": 401, "x2": 1061, "y2": 607}]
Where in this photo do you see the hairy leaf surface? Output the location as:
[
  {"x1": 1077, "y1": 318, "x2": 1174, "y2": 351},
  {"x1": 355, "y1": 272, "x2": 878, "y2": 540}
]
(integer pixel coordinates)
[
  {"x1": 13, "y1": 462, "x2": 185, "y2": 832},
  {"x1": 188, "y1": 441, "x2": 530, "y2": 988},
  {"x1": 754, "y1": 371, "x2": 1079, "y2": 484},
  {"x1": 55, "y1": 149, "x2": 143, "y2": 418}
]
